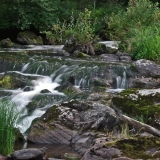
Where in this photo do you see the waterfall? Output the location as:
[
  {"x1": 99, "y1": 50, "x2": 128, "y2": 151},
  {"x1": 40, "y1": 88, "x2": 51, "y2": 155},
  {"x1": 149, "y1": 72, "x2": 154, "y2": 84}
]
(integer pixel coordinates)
[
  {"x1": 7, "y1": 72, "x2": 66, "y2": 134},
  {"x1": 116, "y1": 71, "x2": 127, "y2": 89}
]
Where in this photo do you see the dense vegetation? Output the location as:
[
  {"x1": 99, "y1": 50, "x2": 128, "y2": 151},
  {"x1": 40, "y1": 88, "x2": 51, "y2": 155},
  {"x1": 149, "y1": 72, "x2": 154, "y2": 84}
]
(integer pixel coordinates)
[{"x1": 0, "y1": 0, "x2": 160, "y2": 60}]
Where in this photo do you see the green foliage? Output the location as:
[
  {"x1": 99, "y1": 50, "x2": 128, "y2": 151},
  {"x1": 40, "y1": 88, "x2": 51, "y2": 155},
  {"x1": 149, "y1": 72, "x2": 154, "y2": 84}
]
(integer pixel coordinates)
[
  {"x1": 107, "y1": 0, "x2": 160, "y2": 60},
  {"x1": 0, "y1": 98, "x2": 19, "y2": 155},
  {"x1": 0, "y1": 0, "x2": 60, "y2": 31},
  {"x1": 45, "y1": 9, "x2": 97, "y2": 45},
  {"x1": 130, "y1": 26, "x2": 160, "y2": 60}
]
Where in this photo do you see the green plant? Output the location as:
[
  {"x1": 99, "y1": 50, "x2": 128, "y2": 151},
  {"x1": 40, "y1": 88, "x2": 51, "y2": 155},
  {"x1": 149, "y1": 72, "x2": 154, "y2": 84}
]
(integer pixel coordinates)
[
  {"x1": 0, "y1": 98, "x2": 19, "y2": 155},
  {"x1": 108, "y1": 0, "x2": 160, "y2": 41},
  {"x1": 129, "y1": 26, "x2": 160, "y2": 60},
  {"x1": 45, "y1": 9, "x2": 97, "y2": 46}
]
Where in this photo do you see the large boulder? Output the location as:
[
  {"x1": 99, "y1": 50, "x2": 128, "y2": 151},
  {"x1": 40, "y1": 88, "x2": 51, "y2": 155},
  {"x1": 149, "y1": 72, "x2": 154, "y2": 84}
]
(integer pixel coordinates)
[
  {"x1": 0, "y1": 75, "x2": 25, "y2": 89},
  {"x1": 112, "y1": 88, "x2": 160, "y2": 129},
  {"x1": 16, "y1": 31, "x2": 43, "y2": 45},
  {"x1": 10, "y1": 147, "x2": 46, "y2": 160},
  {"x1": 134, "y1": 59, "x2": 160, "y2": 78}
]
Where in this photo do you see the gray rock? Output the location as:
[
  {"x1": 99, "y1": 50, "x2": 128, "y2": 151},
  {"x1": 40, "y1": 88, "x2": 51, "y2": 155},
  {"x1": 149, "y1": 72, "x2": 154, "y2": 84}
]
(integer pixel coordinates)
[
  {"x1": 10, "y1": 147, "x2": 46, "y2": 160},
  {"x1": 28, "y1": 123, "x2": 76, "y2": 144},
  {"x1": 128, "y1": 77, "x2": 160, "y2": 89},
  {"x1": 100, "y1": 54, "x2": 119, "y2": 62},
  {"x1": 134, "y1": 59, "x2": 160, "y2": 78}
]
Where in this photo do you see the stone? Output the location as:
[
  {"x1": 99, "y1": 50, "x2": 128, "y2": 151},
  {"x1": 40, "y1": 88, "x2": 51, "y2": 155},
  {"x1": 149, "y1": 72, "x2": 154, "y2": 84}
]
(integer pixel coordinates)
[
  {"x1": 0, "y1": 38, "x2": 14, "y2": 48},
  {"x1": 100, "y1": 54, "x2": 119, "y2": 62},
  {"x1": 17, "y1": 31, "x2": 43, "y2": 45},
  {"x1": 10, "y1": 147, "x2": 46, "y2": 160},
  {"x1": 28, "y1": 123, "x2": 76, "y2": 144},
  {"x1": 134, "y1": 59, "x2": 160, "y2": 78},
  {"x1": 152, "y1": 150, "x2": 160, "y2": 158}
]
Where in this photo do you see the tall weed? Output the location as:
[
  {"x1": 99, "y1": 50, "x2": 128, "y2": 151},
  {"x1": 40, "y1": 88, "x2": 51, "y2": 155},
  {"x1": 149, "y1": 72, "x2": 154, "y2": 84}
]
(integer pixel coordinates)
[
  {"x1": 130, "y1": 26, "x2": 160, "y2": 60},
  {"x1": 0, "y1": 98, "x2": 19, "y2": 155},
  {"x1": 45, "y1": 9, "x2": 97, "y2": 45}
]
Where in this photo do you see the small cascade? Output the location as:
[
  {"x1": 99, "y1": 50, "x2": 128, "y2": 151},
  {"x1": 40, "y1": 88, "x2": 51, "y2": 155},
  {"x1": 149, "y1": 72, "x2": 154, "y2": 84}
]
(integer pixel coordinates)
[
  {"x1": 9, "y1": 73, "x2": 66, "y2": 134},
  {"x1": 116, "y1": 71, "x2": 127, "y2": 89}
]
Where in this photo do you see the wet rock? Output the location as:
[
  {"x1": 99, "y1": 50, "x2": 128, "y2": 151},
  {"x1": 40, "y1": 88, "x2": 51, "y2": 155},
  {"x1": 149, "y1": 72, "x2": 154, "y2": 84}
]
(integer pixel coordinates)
[
  {"x1": 94, "y1": 43, "x2": 107, "y2": 55},
  {"x1": 128, "y1": 77, "x2": 160, "y2": 89},
  {"x1": 152, "y1": 150, "x2": 160, "y2": 158},
  {"x1": 72, "y1": 132, "x2": 95, "y2": 155},
  {"x1": 17, "y1": 31, "x2": 43, "y2": 45},
  {"x1": 0, "y1": 156, "x2": 10, "y2": 160},
  {"x1": 119, "y1": 55, "x2": 132, "y2": 62},
  {"x1": 82, "y1": 147, "x2": 121, "y2": 160},
  {"x1": 28, "y1": 123, "x2": 77, "y2": 144},
  {"x1": 100, "y1": 54, "x2": 119, "y2": 62},
  {"x1": 40, "y1": 89, "x2": 51, "y2": 93},
  {"x1": 112, "y1": 88, "x2": 160, "y2": 128},
  {"x1": 0, "y1": 38, "x2": 14, "y2": 48},
  {"x1": 10, "y1": 147, "x2": 46, "y2": 160},
  {"x1": 134, "y1": 59, "x2": 160, "y2": 78},
  {"x1": 0, "y1": 75, "x2": 25, "y2": 89}
]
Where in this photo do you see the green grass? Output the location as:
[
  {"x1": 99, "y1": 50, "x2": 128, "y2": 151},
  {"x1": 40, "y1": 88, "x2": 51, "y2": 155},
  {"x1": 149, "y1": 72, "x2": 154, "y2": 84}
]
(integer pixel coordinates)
[
  {"x1": 0, "y1": 98, "x2": 19, "y2": 155},
  {"x1": 130, "y1": 26, "x2": 160, "y2": 60}
]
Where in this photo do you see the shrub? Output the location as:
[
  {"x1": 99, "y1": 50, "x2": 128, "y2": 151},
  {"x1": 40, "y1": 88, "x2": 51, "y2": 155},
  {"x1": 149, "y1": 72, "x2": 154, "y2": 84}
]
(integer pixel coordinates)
[
  {"x1": 130, "y1": 26, "x2": 160, "y2": 60},
  {"x1": 45, "y1": 9, "x2": 97, "y2": 45},
  {"x1": 0, "y1": 98, "x2": 19, "y2": 155},
  {"x1": 108, "y1": 0, "x2": 160, "y2": 41},
  {"x1": 107, "y1": 0, "x2": 160, "y2": 60}
]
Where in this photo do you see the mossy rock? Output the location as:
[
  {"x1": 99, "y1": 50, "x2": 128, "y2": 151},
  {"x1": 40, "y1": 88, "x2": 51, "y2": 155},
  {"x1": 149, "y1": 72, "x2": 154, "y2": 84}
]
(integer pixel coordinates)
[
  {"x1": 112, "y1": 88, "x2": 160, "y2": 127},
  {"x1": 0, "y1": 38, "x2": 14, "y2": 48},
  {"x1": 105, "y1": 136, "x2": 160, "y2": 159},
  {"x1": 17, "y1": 31, "x2": 43, "y2": 45},
  {"x1": 94, "y1": 43, "x2": 107, "y2": 55},
  {"x1": 0, "y1": 75, "x2": 25, "y2": 89},
  {"x1": 41, "y1": 105, "x2": 60, "y2": 123}
]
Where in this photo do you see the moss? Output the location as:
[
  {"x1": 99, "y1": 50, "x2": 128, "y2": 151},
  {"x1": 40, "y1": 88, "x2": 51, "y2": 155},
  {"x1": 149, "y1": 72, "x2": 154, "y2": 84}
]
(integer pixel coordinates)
[
  {"x1": 44, "y1": 106, "x2": 60, "y2": 123},
  {"x1": 112, "y1": 88, "x2": 160, "y2": 125},
  {"x1": 0, "y1": 75, "x2": 13, "y2": 89},
  {"x1": 18, "y1": 31, "x2": 43, "y2": 45},
  {"x1": 105, "y1": 136, "x2": 160, "y2": 159}
]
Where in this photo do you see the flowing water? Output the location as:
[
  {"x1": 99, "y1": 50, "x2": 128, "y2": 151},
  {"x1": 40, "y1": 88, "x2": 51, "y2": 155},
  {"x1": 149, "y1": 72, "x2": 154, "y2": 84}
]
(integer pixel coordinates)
[
  {"x1": 1, "y1": 56, "x2": 128, "y2": 134},
  {"x1": 0, "y1": 44, "x2": 128, "y2": 155}
]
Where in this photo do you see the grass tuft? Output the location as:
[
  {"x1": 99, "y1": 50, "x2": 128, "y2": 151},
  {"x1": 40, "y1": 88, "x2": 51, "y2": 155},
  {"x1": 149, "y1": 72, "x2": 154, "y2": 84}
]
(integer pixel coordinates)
[{"x1": 0, "y1": 98, "x2": 19, "y2": 155}]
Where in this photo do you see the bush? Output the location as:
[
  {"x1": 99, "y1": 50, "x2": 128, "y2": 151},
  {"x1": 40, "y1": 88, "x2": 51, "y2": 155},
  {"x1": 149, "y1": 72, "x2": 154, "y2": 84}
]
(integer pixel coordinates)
[
  {"x1": 130, "y1": 26, "x2": 160, "y2": 60},
  {"x1": 45, "y1": 9, "x2": 97, "y2": 45},
  {"x1": 0, "y1": 98, "x2": 19, "y2": 155},
  {"x1": 107, "y1": 0, "x2": 160, "y2": 60},
  {"x1": 108, "y1": 0, "x2": 160, "y2": 40}
]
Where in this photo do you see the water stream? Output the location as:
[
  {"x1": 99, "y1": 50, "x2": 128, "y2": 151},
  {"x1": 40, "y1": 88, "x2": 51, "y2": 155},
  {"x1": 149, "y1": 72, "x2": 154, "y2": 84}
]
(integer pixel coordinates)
[
  {"x1": 1, "y1": 59, "x2": 128, "y2": 134},
  {"x1": 0, "y1": 45, "x2": 128, "y2": 154}
]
